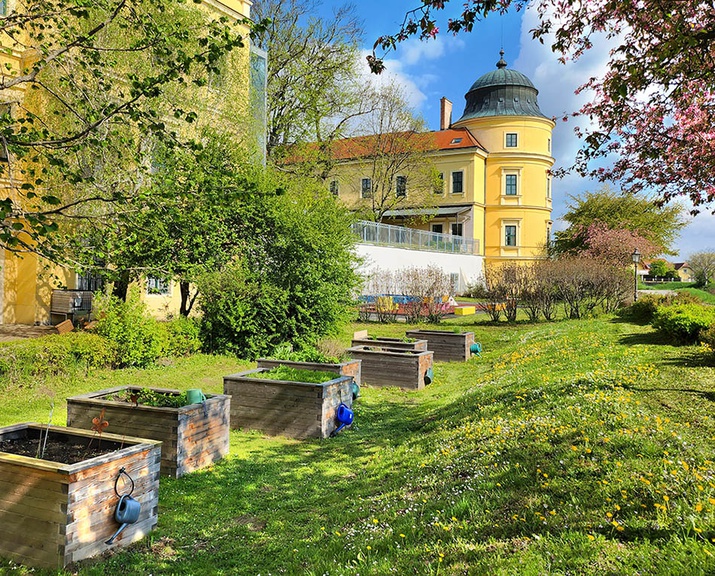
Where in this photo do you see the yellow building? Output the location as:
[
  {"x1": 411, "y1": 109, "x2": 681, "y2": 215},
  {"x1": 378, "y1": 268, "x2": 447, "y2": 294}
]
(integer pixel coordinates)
[
  {"x1": 329, "y1": 51, "x2": 554, "y2": 267},
  {"x1": 0, "y1": 0, "x2": 258, "y2": 325}
]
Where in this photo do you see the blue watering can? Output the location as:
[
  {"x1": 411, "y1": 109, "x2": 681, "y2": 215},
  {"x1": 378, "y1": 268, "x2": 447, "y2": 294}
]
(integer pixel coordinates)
[
  {"x1": 470, "y1": 342, "x2": 483, "y2": 357},
  {"x1": 331, "y1": 403, "x2": 354, "y2": 436},
  {"x1": 106, "y1": 468, "x2": 141, "y2": 545}
]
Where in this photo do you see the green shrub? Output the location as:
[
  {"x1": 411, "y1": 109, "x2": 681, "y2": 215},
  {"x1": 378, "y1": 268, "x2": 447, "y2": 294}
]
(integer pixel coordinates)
[
  {"x1": 700, "y1": 324, "x2": 715, "y2": 353},
  {"x1": 0, "y1": 332, "x2": 115, "y2": 386},
  {"x1": 198, "y1": 263, "x2": 290, "y2": 359},
  {"x1": 94, "y1": 288, "x2": 167, "y2": 367},
  {"x1": 651, "y1": 303, "x2": 715, "y2": 344},
  {"x1": 620, "y1": 294, "x2": 665, "y2": 323},
  {"x1": 164, "y1": 316, "x2": 202, "y2": 357}
]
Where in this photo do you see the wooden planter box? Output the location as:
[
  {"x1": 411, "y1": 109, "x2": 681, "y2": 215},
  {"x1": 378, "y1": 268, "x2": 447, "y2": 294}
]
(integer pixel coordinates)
[
  {"x1": 405, "y1": 329, "x2": 476, "y2": 362},
  {"x1": 223, "y1": 369, "x2": 354, "y2": 439},
  {"x1": 0, "y1": 423, "x2": 161, "y2": 569},
  {"x1": 350, "y1": 336, "x2": 428, "y2": 352},
  {"x1": 346, "y1": 346, "x2": 434, "y2": 390},
  {"x1": 256, "y1": 358, "x2": 362, "y2": 386},
  {"x1": 67, "y1": 386, "x2": 230, "y2": 478}
]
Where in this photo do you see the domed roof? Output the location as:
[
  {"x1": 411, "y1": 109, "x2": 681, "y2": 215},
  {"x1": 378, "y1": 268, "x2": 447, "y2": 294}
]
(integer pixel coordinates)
[{"x1": 457, "y1": 51, "x2": 547, "y2": 121}]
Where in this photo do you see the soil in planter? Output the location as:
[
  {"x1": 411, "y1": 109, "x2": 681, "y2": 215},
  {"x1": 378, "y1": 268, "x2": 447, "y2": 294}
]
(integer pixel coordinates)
[{"x1": 0, "y1": 435, "x2": 121, "y2": 464}]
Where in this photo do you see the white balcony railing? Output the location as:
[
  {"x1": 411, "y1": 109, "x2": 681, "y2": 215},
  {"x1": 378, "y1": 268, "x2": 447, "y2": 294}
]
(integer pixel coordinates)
[{"x1": 351, "y1": 220, "x2": 479, "y2": 255}]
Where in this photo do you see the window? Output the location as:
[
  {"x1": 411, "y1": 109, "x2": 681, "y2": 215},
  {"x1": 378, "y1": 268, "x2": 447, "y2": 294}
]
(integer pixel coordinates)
[
  {"x1": 547, "y1": 138, "x2": 552, "y2": 153},
  {"x1": 505, "y1": 174, "x2": 518, "y2": 196},
  {"x1": 505, "y1": 133, "x2": 518, "y2": 148},
  {"x1": 0, "y1": 0, "x2": 7, "y2": 16},
  {"x1": 77, "y1": 270, "x2": 105, "y2": 292},
  {"x1": 361, "y1": 177, "x2": 372, "y2": 199},
  {"x1": 330, "y1": 179, "x2": 339, "y2": 196},
  {"x1": 434, "y1": 172, "x2": 444, "y2": 194},
  {"x1": 505, "y1": 225, "x2": 517, "y2": 247},
  {"x1": 450, "y1": 138, "x2": 463, "y2": 145},
  {"x1": 451, "y1": 171, "x2": 463, "y2": 194},
  {"x1": 147, "y1": 277, "x2": 170, "y2": 296},
  {"x1": 431, "y1": 224, "x2": 443, "y2": 234},
  {"x1": 396, "y1": 175, "x2": 407, "y2": 198},
  {"x1": 451, "y1": 223, "x2": 463, "y2": 236},
  {"x1": 546, "y1": 175, "x2": 551, "y2": 199}
]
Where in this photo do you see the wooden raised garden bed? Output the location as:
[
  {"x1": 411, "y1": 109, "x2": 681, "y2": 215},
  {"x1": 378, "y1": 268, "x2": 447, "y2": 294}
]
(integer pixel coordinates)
[
  {"x1": 346, "y1": 346, "x2": 434, "y2": 390},
  {"x1": 256, "y1": 357, "x2": 362, "y2": 386},
  {"x1": 66, "y1": 386, "x2": 230, "y2": 478},
  {"x1": 405, "y1": 329, "x2": 476, "y2": 362},
  {"x1": 223, "y1": 368, "x2": 354, "y2": 439},
  {"x1": 0, "y1": 423, "x2": 161, "y2": 569},
  {"x1": 350, "y1": 336, "x2": 428, "y2": 352}
]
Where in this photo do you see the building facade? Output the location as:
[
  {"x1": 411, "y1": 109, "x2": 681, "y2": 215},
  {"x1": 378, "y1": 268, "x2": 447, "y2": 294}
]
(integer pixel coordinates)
[
  {"x1": 0, "y1": 0, "x2": 256, "y2": 324},
  {"x1": 329, "y1": 51, "x2": 555, "y2": 268}
]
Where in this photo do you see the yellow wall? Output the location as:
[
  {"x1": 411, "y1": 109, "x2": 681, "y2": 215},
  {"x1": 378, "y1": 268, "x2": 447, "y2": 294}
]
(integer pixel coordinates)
[{"x1": 453, "y1": 116, "x2": 554, "y2": 264}]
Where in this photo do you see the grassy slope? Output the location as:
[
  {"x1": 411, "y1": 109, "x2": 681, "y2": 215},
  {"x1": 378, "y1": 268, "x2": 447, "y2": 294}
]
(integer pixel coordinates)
[{"x1": 2, "y1": 317, "x2": 714, "y2": 575}]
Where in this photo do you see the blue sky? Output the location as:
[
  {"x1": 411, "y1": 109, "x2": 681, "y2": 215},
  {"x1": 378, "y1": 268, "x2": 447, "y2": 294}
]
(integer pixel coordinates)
[{"x1": 314, "y1": 0, "x2": 714, "y2": 261}]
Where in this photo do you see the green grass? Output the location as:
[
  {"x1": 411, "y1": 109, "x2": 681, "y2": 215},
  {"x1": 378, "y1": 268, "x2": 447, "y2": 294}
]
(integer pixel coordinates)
[{"x1": 1, "y1": 317, "x2": 714, "y2": 575}]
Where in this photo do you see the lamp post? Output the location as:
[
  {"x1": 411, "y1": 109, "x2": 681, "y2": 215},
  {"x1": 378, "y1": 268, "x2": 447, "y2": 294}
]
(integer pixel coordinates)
[{"x1": 632, "y1": 248, "x2": 641, "y2": 302}]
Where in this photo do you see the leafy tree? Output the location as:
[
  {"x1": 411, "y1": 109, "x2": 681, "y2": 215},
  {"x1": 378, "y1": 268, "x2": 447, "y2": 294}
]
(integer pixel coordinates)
[
  {"x1": 336, "y1": 83, "x2": 440, "y2": 222},
  {"x1": 0, "y1": 0, "x2": 249, "y2": 258},
  {"x1": 251, "y1": 0, "x2": 370, "y2": 168},
  {"x1": 553, "y1": 187, "x2": 687, "y2": 258},
  {"x1": 688, "y1": 251, "x2": 715, "y2": 287},
  {"x1": 198, "y1": 177, "x2": 360, "y2": 358},
  {"x1": 71, "y1": 129, "x2": 268, "y2": 310},
  {"x1": 648, "y1": 259, "x2": 672, "y2": 279},
  {"x1": 369, "y1": 1, "x2": 715, "y2": 209}
]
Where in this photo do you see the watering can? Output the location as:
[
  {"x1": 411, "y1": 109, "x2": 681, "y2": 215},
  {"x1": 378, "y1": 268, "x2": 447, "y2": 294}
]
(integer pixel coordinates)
[
  {"x1": 331, "y1": 403, "x2": 354, "y2": 436},
  {"x1": 105, "y1": 494, "x2": 141, "y2": 545},
  {"x1": 186, "y1": 388, "x2": 207, "y2": 404},
  {"x1": 424, "y1": 367, "x2": 434, "y2": 385},
  {"x1": 351, "y1": 381, "x2": 360, "y2": 400},
  {"x1": 470, "y1": 342, "x2": 483, "y2": 357}
]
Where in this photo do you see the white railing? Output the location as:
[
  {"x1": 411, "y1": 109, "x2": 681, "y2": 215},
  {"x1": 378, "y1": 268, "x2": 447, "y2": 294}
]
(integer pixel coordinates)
[{"x1": 351, "y1": 220, "x2": 479, "y2": 255}]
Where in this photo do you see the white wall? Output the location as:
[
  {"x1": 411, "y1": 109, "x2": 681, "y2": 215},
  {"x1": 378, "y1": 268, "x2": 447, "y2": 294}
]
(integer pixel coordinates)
[{"x1": 355, "y1": 244, "x2": 484, "y2": 295}]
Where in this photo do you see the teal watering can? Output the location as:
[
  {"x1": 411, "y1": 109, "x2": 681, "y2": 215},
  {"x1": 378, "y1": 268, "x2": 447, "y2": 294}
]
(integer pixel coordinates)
[{"x1": 106, "y1": 468, "x2": 141, "y2": 545}]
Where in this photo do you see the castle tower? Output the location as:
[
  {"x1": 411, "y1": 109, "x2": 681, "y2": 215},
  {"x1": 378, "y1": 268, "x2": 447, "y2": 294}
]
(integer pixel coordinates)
[{"x1": 453, "y1": 50, "x2": 554, "y2": 264}]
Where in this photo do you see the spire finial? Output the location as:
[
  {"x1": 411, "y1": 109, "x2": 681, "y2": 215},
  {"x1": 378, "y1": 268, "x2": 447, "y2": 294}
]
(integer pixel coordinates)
[{"x1": 496, "y1": 49, "x2": 507, "y2": 69}]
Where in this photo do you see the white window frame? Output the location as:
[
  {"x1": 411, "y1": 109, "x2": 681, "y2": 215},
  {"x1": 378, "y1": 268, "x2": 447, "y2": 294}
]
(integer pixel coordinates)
[
  {"x1": 396, "y1": 175, "x2": 407, "y2": 198},
  {"x1": 502, "y1": 220, "x2": 521, "y2": 248},
  {"x1": 501, "y1": 168, "x2": 522, "y2": 197},
  {"x1": 361, "y1": 177, "x2": 372, "y2": 199},
  {"x1": 451, "y1": 171, "x2": 464, "y2": 194},
  {"x1": 146, "y1": 276, "x2": 171, "y2": 296}
]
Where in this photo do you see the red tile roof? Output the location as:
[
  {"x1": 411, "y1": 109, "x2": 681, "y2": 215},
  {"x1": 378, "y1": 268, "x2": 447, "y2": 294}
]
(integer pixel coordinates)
[{"x1": 284, "y1": 128, "x2": 485, "y2": 163}]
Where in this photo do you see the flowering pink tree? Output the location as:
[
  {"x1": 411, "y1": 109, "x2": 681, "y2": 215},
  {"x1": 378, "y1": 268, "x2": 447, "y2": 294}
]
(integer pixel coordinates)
[
  {"x1": 369, "y1": 1, "x2": 715, "y2": 209},
  {"x1": 580, "y1": 222, "x2": 660, "y2": 266}
]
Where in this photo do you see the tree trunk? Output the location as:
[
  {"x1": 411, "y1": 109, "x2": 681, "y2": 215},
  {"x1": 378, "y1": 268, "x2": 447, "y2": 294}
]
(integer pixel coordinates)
[{"x1": 112, "y1": 270, "x2": 131, "y2": 301}]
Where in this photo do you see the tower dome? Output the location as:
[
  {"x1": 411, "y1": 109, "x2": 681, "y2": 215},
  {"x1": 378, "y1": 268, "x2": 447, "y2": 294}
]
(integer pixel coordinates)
[{"x1": 457, "y1": 51, "x2": 546, "y2": 121}]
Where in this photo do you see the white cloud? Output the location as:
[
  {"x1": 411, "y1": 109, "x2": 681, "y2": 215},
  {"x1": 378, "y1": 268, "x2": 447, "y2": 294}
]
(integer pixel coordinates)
[
  {"x1": 357, "y1": 49, "x2": 428, "y2": 111},
  {"x1": 398, "y1": 36, "x2": 466, "y2": 66}
]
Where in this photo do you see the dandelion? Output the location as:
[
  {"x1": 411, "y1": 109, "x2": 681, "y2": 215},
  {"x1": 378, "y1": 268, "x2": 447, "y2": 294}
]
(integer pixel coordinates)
[
  {"x1": 400, "y1": 534, "x2": 405, "y2": 538},
  {"x1": 587, "y1": 534, "x2": 595, "y2": 541},
  {"x1": 367, "y1": 546, "x2": 372, "y2": 551}
]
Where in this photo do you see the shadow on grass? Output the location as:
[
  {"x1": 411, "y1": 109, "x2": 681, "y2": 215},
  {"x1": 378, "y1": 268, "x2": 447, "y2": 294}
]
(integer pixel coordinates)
[{"x1": 72, "y1": 369, "x2": 707, "y2": 576}]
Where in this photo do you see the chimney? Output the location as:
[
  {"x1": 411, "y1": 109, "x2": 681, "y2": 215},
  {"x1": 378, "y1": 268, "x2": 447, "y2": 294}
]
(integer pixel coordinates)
[{"x1": 440, "y1": 97, "x2": 453, "y2": 130}]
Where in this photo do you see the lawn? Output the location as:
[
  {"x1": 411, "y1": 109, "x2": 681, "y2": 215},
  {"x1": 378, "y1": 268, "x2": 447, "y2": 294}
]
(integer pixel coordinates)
[{"x1": 1, "y1": 316, "x2": 714, "y2": 575}]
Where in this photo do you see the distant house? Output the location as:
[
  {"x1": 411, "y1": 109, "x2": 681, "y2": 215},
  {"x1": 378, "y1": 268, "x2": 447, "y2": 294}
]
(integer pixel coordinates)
[{"x1": 673, "y1": 262, "x2": 693, "y2": 282}]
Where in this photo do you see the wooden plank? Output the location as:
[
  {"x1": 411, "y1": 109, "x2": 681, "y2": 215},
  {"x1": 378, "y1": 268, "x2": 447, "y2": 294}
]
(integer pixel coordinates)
[{"x1": 55, "y1": 319, "x2": 74, "y2": 335}]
